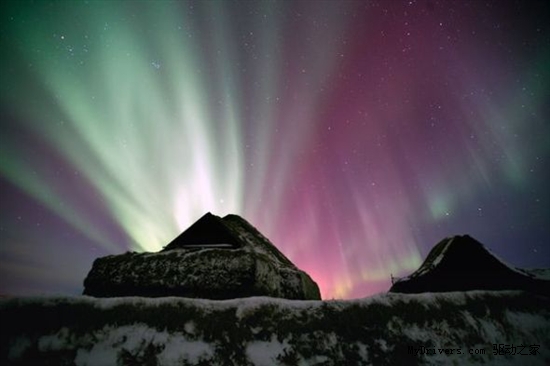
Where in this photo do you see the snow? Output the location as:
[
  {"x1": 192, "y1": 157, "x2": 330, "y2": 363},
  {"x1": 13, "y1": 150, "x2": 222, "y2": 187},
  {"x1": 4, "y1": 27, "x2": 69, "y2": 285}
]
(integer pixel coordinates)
[
  {"x1": 505, "y1": 311, "x2": 550, "y2": 338},
  {"x1": 7, "y1": 337, "x2": 31, "y2": 360},
  {"x1": 2, "y1": 291, "x2": 549, "y2": 365},
  {"x1": 525, "y1": 268, "x2": 550, "y2": 280},
  {"x1": 431, "y1": 236, "x2": 453, "y2": 267},
  {"x1": 412, "y1": 237, "x2": 453, "y2": 279},
  {"x1": 71, "y1": 325, "x2": 213, "y2": 366},
  {"x1": 158, "y1": 337, "x2": 213, "y2": 365},
  {"x1": 245, "y1": 334, "x2": 290, "y2": 365},
  {"x1": 75, "y1": 340, "x2": 119, "y2": 366},
  {"x1": 184, "y1": 321, "x2": 196, "y2": 335}
]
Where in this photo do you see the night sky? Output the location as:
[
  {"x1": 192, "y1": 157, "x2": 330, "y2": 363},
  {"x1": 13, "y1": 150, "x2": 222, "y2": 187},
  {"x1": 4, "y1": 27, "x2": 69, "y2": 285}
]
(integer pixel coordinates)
[{"x1": 1, "y1": 0, "x2": 549, "y2": 299}]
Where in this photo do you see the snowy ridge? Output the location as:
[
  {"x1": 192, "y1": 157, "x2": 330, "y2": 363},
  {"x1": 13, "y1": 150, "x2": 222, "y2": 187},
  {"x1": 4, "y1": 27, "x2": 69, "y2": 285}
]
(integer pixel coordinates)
[{"x1": 1, "y1": 291, "x2": 549, "y2": 366}]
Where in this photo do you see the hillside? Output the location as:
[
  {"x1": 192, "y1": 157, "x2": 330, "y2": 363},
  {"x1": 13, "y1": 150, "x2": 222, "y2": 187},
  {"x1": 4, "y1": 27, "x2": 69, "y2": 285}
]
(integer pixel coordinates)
[{"x1": 1, "y1": 291, "x2": 549, "y2": 365}]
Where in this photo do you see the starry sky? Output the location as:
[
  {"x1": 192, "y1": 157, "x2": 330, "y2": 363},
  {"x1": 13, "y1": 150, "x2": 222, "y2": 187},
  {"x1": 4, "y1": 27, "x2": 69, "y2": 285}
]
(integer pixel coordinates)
[{"x1": 1, "y1": 0, "x2": 549, "y2": 299}]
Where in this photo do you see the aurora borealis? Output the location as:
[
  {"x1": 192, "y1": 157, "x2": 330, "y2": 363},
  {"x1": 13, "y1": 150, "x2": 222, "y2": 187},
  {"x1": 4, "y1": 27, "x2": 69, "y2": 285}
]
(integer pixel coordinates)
[{"x1": 1, "y1": 0, "x2": 549, "y2": 299}]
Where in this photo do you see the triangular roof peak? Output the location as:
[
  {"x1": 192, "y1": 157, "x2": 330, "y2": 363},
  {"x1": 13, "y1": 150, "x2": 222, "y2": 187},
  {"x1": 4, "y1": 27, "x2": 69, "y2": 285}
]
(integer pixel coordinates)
[{"x1": 163, "y1": 212, "x2": 242, "y2": 250}]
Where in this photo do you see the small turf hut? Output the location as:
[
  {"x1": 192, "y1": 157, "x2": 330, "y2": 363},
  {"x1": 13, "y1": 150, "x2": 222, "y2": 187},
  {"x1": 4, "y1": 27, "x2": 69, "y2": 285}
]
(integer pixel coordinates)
[
  {"x1": 83, "y1": 212, "x2": 321, "y2": 300},
  {"x1": 389, "y1": 235, "x2": 550, "y2": 296}
]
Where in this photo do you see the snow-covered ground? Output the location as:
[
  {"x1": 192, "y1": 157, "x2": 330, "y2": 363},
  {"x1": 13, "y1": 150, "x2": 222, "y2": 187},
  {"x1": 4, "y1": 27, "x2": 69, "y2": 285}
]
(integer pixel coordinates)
[{"x1": 1, "y1": 291, "x2": 549, "y2": 365}]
